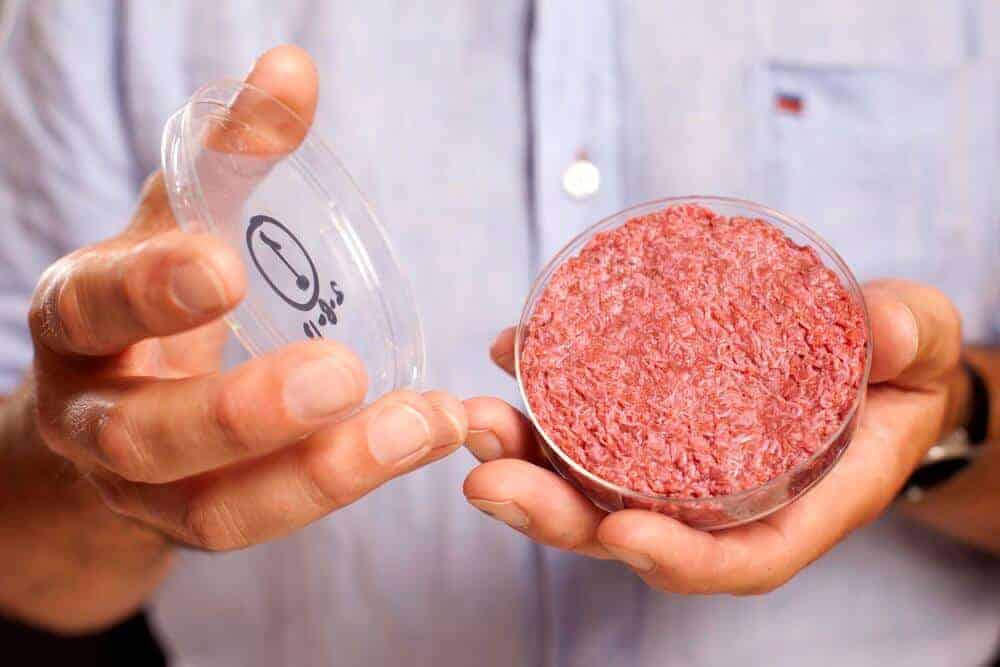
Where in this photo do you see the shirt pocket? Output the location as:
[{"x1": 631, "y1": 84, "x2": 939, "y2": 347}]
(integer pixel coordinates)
[{"x1": 750, "y1": 60, "x2": 999, "y2": 338}]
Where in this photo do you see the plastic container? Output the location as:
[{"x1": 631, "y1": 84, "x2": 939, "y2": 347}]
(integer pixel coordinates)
[
  {"x1": 161, "y1": 80, "x2": 424, "y2": 402},
  {"x1": 515, "y1": 196, "x2": 872, "y2": 530}
]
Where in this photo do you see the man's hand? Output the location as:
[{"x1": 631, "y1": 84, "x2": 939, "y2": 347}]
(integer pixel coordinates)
[
  {"x1": 462, "y1": 279, "x2": 970, "y2": 593},
  {"x1": 2, "y1": 46, "x2": 466, "y2": 631}
]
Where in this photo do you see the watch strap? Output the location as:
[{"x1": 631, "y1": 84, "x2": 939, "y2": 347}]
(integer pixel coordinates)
[{"x1": 899, "y1": 361, "x2": 991, "y2": 501}]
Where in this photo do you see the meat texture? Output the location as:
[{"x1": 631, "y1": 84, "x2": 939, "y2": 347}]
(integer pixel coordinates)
[{"x1": 521, "y1": 205, "x2": 867, "y2": 498}]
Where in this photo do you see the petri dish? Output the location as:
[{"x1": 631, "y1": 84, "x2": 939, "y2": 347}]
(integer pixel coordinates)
[
  {"x1": 161, "y1": 80, "x2": 424, "y2": 403},
  {"x1": 515, "y1": 196, "x2": 872, "y2": 530}
]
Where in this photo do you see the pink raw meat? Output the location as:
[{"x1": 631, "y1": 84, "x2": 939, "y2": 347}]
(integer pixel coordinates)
[{"x1": 520, "y1": 204, "x2": 867, "y2": 498}]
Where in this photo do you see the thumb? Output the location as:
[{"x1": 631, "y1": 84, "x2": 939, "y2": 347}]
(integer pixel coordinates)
[
  {"x1": 864, "y1": 279, "x2": 962, "y2": 387},
  {"x1": 210, "y1": 43, "x2": 320, "y2": 155},
  {"x1": 132, "y1": 45, "x2": 321, "y2": 235}
]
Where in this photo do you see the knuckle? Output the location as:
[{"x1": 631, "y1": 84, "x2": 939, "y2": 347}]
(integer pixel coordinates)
[
  {"x1": 95, "y1": 407, "x2": 152, "y2": 481},
  {"x1": 54, "y1": 275, "x2": 103, "y2": 354},
  {"x1": 389, "y1": 389, "x2": 428, "y2": 412},
  {"x1": 92, "y1": 476, "x2": 133, "y2": 516},
  {"x1": 549, "y1": 522, "x2": 598, "y2": 553},
  {"x1": 211, "y1": 389, "x2": 257, "y2": 459},
  {"x1": 311, "y1": 339, "x2": 368, "y2": 390},
  {"x1": 183, "y1": 495, "x2": 250, "y2": 552},
  {"x1": 27, "y1": 291, "x2": 54, "y2": 344},
  {"x1": 422, "y1": 390, "x2": 467, "y2": 440},
  {"x1": 422, "y1": 389, "x2": 459, "y2": 406},
  {"x1": 53, "y1": 284, "x2": 92, "y2": 353},
  {"x1": 28, "y1": 261, "x2": 71, "y2": 345},
  {"x1": 299, "y1": 446, "x2": 352, "y2": 511},
  {"x1": 119, "y1": 252, "x2": 156, "y2": 328},
  {"x1": 384, "y1": 389, "x2": 465, "y2": 450}
]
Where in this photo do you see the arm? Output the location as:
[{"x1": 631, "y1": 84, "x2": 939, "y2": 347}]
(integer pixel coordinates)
[
  {"x1": 902, "y1": 345, "x2": 1000, "y2": 552},
  {"x1": 0, "y1": 385, "x2": 174, "y2": 633},
  {"x1": 0, "y1": 46, "x2": 467, "y2": 634}
]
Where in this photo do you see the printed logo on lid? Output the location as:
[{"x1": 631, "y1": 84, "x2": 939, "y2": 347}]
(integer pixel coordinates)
[{"x1": 246, "y1": 214, "x2": 345, "y2": 340}]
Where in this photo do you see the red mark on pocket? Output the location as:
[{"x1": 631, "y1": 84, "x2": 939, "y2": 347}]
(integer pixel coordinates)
[{"x1": 775, "y1": 93, "x2": 804, "y2": 115}]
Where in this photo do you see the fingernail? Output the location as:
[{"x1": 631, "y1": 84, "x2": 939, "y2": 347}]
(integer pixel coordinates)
[
  {"x1": 468, "y1": 499, "x2": 530, "y2": 529},
  {"x1": 466, "y1": 429, "x2": 503, "y2": 461},
  {"x1": 169, "y1": 261, "x2": 226, "y2": 315},
  {"x1": 368, "y1": 404, "x2": 431, "y2": 466},
  {"x1": 284, "y1": 357, "x2": 360, "y2": 421},
  {"x1": 602, "y1": 544, "x2": 656, "y2": 572}
]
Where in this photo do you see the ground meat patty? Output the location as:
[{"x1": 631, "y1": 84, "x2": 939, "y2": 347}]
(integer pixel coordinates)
[{"x1": 520, "y1": 204, "x2": 867, "y2": 498}]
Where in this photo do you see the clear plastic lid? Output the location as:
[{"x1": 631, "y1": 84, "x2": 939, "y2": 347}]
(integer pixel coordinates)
[{"x1": 161, "y1": 81, "x2": 424, "y2": 401}]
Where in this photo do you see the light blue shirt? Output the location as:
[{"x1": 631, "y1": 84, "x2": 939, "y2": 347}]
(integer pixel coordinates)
[{"x1": 0, "y1": 2, "x2": 997, "y2": 665}]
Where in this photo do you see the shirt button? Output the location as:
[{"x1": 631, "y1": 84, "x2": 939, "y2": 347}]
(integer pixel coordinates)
[{"x1": 562, "y1": 158, "x2": 600, "y2": 200}]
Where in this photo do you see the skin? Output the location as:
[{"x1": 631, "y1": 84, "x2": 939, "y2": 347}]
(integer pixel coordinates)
[
  {"x1": 0, "y1": 46, "x2": 467, "y2": 633},
  {"x1": 465, "y1": 282, "x2": 1000, "y2": 593}
]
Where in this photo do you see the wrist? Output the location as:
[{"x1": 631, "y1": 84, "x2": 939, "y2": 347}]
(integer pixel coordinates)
[
  {"x1": 901, "y1": 356, "x2": 993, "y2": 503},
  {"x1": 963, "y1": 346, "x2": 999, "y2": 441},
  {"x1": 0, "y1": 378, "x2": 175, "y2": 633}
]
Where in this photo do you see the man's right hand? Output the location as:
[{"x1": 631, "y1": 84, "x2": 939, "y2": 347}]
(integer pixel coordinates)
[{"x1": 23, "y1": 45, "x2": 467, "y2": 554}]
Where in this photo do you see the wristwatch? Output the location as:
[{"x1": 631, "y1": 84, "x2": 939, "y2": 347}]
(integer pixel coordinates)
[{"x1": 900, "y1": 361, "x2": 991, "y2": 503}]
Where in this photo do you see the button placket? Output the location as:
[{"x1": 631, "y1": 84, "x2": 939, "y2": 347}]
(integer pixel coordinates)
[{"x1": 532, "y1": 0, "x2": 624, "y2": 264}]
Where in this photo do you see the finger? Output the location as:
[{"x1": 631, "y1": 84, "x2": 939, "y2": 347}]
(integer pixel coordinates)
[
  {"x1": 207, "y1": 44, "x2": 319, "y2": 155},
  {"x1": 463, "y1": 397, "x2": 547, "y2": 465},
  {"x1": 864, "y1": 284, "x2": 920, "y2": 383},
  {"x1": 597, "y1": 382, "x2": 946, "y2": 595},
  {"x1": 30, "y1": 230, "x2": 246, "y2": 357},
  {"x1": 490, "y1": 327, "x2": 516, "y2": 376},
  {"x1": 71, "y1": 340, "x2": 366, "y2": 483},
  {"x1": 158, "y1": 319, "x2": 232, "y2": 376},
  {"x1": 128, "y1": 45, "x2": 321, "y2": 240},
  {"x1": 193, "y1": 45, "x2": 320, "y2": 237},
  {"x1": 244, "y1": 45, "x2": 319, "y2": 127},
  {"x1": 93, "y1": 389, "x2": 467, "y2": 550},
  {"x1": 596, "y1": 509, "x2": 785, "y2": 594},
  {"x1": 30, "y1": 47, "x2": 324, "y2": 358},
  {"x1": 863, "y1": 279, "x2": 961, "y2": 387},
  {"x1": 463, "y1": 459, "x2": 612, "y2": 559},
  {"x1": 126, "y1": 171, "x2": 178, "y2": 237}
]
